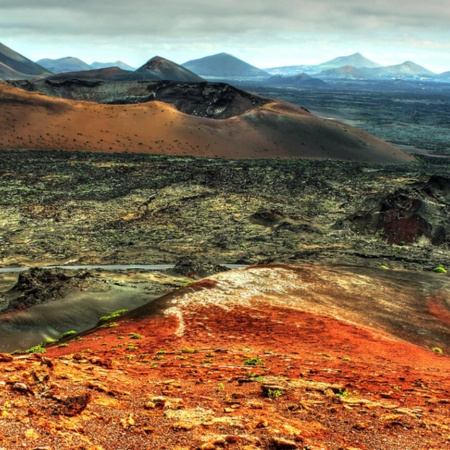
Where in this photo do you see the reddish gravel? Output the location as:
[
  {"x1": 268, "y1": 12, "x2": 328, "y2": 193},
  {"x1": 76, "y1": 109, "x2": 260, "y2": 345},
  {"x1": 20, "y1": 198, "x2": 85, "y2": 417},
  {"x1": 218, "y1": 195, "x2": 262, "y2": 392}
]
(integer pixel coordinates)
[{"x1": 0, "y1": 265, "x2": 449, "y2": 449}]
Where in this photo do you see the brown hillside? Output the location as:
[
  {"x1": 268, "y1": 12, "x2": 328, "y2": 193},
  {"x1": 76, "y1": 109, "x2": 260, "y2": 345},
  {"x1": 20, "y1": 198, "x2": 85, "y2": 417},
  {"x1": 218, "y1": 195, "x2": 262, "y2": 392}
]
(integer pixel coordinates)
[{"x1": 0, "y1": 83, "x2": 414, "y2": 163}]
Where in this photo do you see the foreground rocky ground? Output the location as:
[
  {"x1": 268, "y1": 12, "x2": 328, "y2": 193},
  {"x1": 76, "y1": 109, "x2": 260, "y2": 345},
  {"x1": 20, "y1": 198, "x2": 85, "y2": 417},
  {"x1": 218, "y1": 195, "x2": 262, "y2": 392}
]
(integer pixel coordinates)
[
  {"x1": 0, "y1": 265, "x2": 449, "y2": 449},
  {"x1": 0, "y1": 150, "x2": 449, "y2": 271},
  {"x1": 1, "y1": 151, "x2": 450, "y2": 448}
]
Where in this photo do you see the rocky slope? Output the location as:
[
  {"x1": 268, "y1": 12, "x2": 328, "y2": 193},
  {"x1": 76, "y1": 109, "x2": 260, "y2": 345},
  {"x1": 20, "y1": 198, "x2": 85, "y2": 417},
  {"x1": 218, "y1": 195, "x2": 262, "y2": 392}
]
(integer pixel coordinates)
[{"x1": 0, "y1": 264, "x2": 449, "y2": 449}]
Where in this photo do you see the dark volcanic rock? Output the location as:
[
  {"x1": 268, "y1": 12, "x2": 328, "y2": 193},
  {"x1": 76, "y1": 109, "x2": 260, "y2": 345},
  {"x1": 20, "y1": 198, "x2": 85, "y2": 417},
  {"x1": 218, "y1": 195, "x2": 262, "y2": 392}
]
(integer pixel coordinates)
[
  {"x1": 5, "y1": 269, "x2": 91, "y2": 311},
  {"x1": 347, "y1": 176, "x2": 450, "y2": 245},
  {"x1": 8, "y1": 79, "x2": 269, "y2": 119},
  {"x1": 170, "y1": 256, "x2": 230, "y2": 279}
]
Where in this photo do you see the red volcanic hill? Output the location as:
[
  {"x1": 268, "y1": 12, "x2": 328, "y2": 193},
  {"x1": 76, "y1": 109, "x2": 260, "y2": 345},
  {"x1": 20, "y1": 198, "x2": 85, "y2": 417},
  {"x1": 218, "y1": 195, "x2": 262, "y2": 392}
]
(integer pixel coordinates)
[
  {"x1": 0, "y1": 82, "x2": 414, "y2": 163},
  {"x1": 0, "y1": 264, "x2": 449, "y2": 448},
  {"x1": 136, "y1": 56, "x2": 204, "y2": 82}
]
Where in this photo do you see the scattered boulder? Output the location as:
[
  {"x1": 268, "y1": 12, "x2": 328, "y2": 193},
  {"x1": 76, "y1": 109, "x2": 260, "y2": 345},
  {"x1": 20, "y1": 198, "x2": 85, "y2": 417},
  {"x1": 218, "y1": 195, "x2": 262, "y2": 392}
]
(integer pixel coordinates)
[
  {"x1": 5, "y1": 268, "x2": 91, "y2": 311},
  {"x1": 347, "y1": 176, "x2": 450, "y2": 245},
  {"x1": 169, "y1": 256, "x2": 229, "y2": 279}
]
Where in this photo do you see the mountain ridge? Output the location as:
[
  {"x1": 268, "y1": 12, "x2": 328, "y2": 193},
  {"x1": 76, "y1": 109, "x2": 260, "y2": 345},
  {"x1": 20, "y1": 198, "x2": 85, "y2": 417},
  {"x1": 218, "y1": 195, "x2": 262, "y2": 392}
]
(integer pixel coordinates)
[{"x1": 0, "y1": 42, "x2": 51, "y2": 79}]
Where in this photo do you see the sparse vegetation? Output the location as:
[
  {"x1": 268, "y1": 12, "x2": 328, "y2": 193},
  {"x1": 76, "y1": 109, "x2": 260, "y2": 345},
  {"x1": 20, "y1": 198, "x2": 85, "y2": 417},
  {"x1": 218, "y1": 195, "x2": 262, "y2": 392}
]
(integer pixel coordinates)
[
  {"x1": 59, "y1": 330, "x2": 77, "y2": 339},
  {"x1": 24, "y1": 344, "x2": 46, "y2": 354},
  {"x1": 244, "y1": 357, "x2": 264, "y2": 366},
  {"x1": 129, "y1": 332, "x2": 143, "y2": 339},
  {"x1": 267, "y1": 389, "x2": 282, "y2": 399},
  {"x1": 97, "y1": 309, "x2": 128, "y2": 325}
]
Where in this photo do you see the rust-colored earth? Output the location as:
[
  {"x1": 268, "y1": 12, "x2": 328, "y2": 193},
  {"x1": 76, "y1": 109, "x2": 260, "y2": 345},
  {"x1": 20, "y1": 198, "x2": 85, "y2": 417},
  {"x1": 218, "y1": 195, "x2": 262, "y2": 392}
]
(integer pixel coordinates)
[
  {"x1": 0, "y1": 265, "x2": 449, "y2": 449},
  {"x1": 0, "y1": 83, "x2": 413, "y2": 163}
]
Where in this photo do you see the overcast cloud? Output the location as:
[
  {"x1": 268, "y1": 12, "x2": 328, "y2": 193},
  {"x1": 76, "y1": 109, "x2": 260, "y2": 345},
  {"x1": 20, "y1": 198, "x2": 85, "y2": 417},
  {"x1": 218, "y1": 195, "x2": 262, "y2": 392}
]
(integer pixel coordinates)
[{"x1": 1, "y1": 0, "x2": 450, "y2": 72}]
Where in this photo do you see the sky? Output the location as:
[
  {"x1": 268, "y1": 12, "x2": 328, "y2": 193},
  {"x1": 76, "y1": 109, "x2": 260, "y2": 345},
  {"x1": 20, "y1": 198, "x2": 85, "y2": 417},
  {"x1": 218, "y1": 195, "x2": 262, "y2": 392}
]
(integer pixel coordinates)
[{"x1": 1, "y1": 0, "x2": 450, "y2": 73}]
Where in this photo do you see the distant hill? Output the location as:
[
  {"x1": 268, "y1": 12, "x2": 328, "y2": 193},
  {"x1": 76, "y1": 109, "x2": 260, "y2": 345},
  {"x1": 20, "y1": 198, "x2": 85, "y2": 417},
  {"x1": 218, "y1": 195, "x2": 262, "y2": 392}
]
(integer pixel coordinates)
[
  {"x1": 136, "y1": 56, "x2": 204, "y2": 82},
  {"x1": 314, "y1": 60, "x2": 435, "y2": 81},
  {"x1": 37, "y1": 57, "x2": 92, "y2": 74},
  {"x1": 436, "y1": 71, "x2": 450, "y2": 82},
  {"x1": 0, "y1": 42, "x2": 50, "y2": 80},
  {"x1": 368, "y1": 61, "x2": 435, "y2": 79},
  {"x1": 317, "y1": 52, "x2": 381, "y2": 70},
  {"x1": 91, "y1": 61, "x2": 135, "y2": 71},
  {"x1": 265, "y1": 73, "x2": 327, "y2": 88},
  {"x1": 182, "y1": 53, "x2": 269, "y2": 80},
  {"x1": 41, "y1": 67, "x2": 143, "y2": 82},
  {"x1": 266, "y1": 53, "x2": 380, "y2": 76},
  {"x1": 316, "y1": 65, "x2": 369, "y2": 79}
]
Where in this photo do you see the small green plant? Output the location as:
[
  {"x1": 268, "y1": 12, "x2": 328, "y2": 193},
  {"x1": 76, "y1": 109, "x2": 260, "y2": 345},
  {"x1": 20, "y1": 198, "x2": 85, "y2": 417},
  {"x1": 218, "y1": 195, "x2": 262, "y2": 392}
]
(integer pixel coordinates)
[
  {"x1": 127, "y1": 345, "x2": 138, "y2": 351},
  {"x1": 180, "y1": 347, "x2": 197, "y2": 354},
  {"x1": 244, "y1": 357, "x2": 264, "y2": 366},
  {"x1": 155, "y1": 349, "x2": 167, "y2": 355},
  {"x1": 129, "y1": 332, "x2": 143, "y2": 339},
  {"x1": 379, "y1": 265, "x2": 389, "y2": 270},
  {"x1": 58, "y1": 343, "x2": 69, "y2": 348},
  {"x1": 268, "y1": 389, "x2": 282, "y2": 399},
  {"x1": 342, "y1": 356, "x2": 351, "y2": 361},
  {"x1": 24, "y1": 344, "x2": 46, "y2": 354},
  {"x1": 432, "y1": 347, "x2": 443, "y2": 354},
  {"x1": 59, "y1": 330, "x2": 77, "y2": 339},
  {"x1": 217, "y1": 382, "x2": 225, "y2": 391},
  {"x1": 433, "y1": 265, "x2": 447, "y2": 273},
  {"x1": 99, "y1": 322, "x2": 119, "y2": 329},
  {"x1": 43, "y1": 338, "x2": 57, "y2": 345},
  {"x1": 97, "y1": 309, "x2": 128, "y2": 325},
  {"x1": 336, "y1": 389, "x2": 350, "y2": 397}
]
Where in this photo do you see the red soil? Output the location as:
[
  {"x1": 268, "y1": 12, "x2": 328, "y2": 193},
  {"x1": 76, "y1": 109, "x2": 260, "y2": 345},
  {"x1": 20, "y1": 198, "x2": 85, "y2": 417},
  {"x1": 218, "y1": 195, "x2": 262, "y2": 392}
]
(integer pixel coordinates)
[{"x1": 0, "y1": 265, "x2": 449, "y2": 449}]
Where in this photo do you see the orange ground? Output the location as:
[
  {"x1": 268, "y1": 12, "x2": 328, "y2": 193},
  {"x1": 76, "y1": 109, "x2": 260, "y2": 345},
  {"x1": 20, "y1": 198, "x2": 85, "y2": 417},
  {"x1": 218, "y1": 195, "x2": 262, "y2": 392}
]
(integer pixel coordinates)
[{"x1": 0, "y1": 265, "x2": 449, "y2": 449}]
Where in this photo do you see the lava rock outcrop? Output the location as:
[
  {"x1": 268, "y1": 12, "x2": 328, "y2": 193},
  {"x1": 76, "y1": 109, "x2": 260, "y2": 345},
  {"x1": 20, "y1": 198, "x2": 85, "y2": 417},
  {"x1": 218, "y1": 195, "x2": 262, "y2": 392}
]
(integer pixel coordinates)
[{"x1": 347, "y1": 175, "x2": 450, "y2": 245}]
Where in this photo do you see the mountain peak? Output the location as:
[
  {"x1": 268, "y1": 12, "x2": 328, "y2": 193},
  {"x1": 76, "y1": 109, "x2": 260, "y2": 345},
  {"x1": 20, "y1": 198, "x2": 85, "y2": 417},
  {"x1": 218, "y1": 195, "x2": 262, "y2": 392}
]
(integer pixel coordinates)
[
  {"x1": 182, "y1": 53, "x2": 269, "y2": 80},
  {"x1": 137, "y1": 56, "x2": 204, "y2": 82}
]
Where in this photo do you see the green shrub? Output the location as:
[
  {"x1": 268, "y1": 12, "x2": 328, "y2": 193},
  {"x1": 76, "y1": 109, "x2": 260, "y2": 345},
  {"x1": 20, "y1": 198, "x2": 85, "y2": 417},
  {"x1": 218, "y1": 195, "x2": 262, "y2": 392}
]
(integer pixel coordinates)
[
  {"x1": 59, "y1": 330, "x2": 77, "y2": 339},
  {"x1": 24, "y1": 344, "x2": 46, "y2": 354},
  {"x1": 97, "y1": 309, "x2": 128, "y2": 325}
]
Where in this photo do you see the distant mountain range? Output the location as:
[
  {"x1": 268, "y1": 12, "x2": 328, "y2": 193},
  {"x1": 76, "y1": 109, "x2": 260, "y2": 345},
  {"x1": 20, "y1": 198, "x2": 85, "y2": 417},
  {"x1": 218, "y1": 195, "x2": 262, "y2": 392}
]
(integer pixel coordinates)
[
  {"x1": 266, "y1": 53, "x2": 438, "y2": 81},
  {"x1": 1, "y1": 42, "x2": 449, "y2": 84},
  {"x1": 37, "y1": 57, "x2": 136, "y2": 73}
]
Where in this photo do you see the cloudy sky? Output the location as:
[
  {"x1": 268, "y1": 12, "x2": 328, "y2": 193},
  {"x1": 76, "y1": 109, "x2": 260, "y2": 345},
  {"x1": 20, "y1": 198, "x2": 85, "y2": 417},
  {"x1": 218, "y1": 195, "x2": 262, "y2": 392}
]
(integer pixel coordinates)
[{"x1": 1, "y1": 0, "x2": 450, "y2": 72}]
